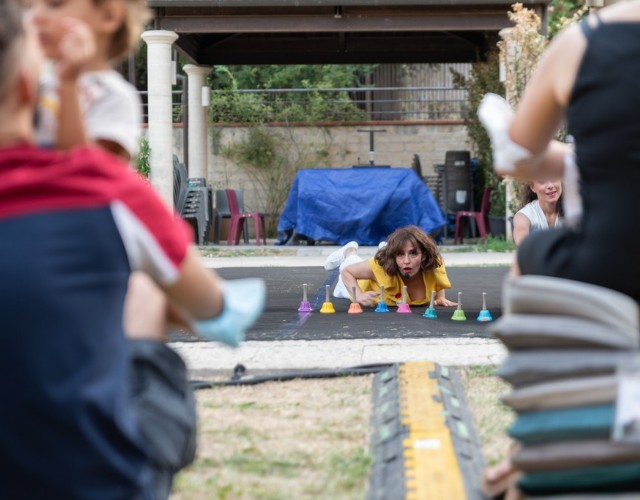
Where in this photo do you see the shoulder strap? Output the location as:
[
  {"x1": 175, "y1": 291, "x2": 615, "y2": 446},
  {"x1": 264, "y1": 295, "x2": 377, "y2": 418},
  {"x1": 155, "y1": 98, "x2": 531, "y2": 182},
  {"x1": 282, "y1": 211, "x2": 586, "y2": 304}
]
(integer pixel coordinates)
[{"x1": 580, "y1": 14, "x2": 600, "y2": 38}]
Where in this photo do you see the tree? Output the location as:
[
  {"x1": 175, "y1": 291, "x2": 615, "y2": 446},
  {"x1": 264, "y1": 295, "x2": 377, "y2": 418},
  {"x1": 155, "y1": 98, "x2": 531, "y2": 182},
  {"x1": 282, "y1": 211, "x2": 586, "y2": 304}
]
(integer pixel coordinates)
[
  {"x1": 548, "y1": 0, "x2": 585, "y2": 37},
  {"x1": 452, "y1": 47, "x2": 505, "y2": 216},
  {"x1": 207, "y1": 64, "x2": 377, "y2": 124},
  {"x1": 454, "y1": 2, "x2": 586, "y2": 223},
  {"x1": 209, "y1": 64, "x2": 376, "y2": 91},
  {"x1": 499, "y1": 4, "x2": 547, "y2": 107}
]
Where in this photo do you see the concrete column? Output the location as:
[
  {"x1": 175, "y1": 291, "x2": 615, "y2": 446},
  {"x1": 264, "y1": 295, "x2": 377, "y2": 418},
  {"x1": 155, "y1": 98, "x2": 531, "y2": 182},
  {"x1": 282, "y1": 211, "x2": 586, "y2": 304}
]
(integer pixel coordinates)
[
  {"x1": 183, "y1": 64, "x2": 212, "y2": 180},
  {"x1": 499, "y1": 27, "x2": 516, "y2": 242},
  {"x1": 141, "y1": 30, "x2": 178, "y2": 208}
]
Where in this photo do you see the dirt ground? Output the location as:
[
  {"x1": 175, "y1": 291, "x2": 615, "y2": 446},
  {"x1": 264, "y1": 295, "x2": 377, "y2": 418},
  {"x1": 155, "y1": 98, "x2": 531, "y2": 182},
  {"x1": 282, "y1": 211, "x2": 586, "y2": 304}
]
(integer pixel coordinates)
[{"x1": 170, "y1": 366, "x2": 513, "y2": 499}]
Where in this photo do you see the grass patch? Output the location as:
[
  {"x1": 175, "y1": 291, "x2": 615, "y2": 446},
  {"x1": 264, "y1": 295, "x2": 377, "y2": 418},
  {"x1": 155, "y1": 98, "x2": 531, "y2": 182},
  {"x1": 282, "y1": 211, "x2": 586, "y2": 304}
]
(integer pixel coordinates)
[
  {"x1": 198, "y1": 237, "x2": 516, "y2": 258},
  {"x1": 198, "y1": 247, "x2": 297, "y2": 258},
  {"x1": 444, "y1": 235, "x2": 516, "y2": 253},
  {"x1": 171, "y1": 377, "x2": 373, "y2": 500},
  {"x1": 226, "y1": 451, "x2": 307, "y2": 477},
  {"x1": 171, "y1": 367, "x2": 512, "y2": 499},
  {"x1": 458, "y1": 365, "x2": 515, "y2": 466},
  {"x1": 322, "y1": 448, "x2": 372, "y2": 495},
  {"x1": 480, "y1": 235, "x2": 517, "y2": 253}
]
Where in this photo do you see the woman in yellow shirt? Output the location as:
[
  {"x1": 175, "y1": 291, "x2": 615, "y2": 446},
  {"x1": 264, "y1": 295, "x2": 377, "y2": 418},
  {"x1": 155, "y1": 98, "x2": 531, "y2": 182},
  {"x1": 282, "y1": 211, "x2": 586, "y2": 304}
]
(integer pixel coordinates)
[{"x1": 325, "y1": 225, "x2": 457, "y2": 308}]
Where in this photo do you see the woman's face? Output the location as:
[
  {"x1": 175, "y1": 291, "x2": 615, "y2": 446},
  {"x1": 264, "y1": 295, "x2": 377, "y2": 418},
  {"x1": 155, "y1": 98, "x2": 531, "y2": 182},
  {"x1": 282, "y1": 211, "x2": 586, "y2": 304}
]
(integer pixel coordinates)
[
  {"x1": 531, "y1": 179, "x2": 562, "y2": 205},
  {"x1": 395, "y1": 240, "x2": 422, "y2": 280}
]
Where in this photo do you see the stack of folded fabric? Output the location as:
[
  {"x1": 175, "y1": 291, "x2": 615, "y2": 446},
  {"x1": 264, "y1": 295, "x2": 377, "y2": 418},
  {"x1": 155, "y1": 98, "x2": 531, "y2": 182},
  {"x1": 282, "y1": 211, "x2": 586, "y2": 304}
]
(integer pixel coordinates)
[{"x1": 491, "y1": 275, "x2": 640, "y2": 497}]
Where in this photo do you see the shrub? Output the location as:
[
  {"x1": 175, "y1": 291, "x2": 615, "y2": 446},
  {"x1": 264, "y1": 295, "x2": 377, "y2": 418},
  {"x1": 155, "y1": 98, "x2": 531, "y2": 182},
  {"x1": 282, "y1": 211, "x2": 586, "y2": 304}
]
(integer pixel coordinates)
[{"x1": 136, "y1": 136, "x2": 151, "y2": 177}]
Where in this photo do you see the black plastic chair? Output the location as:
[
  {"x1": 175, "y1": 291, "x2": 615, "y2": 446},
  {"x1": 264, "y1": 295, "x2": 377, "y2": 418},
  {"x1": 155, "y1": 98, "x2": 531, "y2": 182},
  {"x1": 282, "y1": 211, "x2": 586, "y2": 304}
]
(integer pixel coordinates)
[{"x1": 441, "y1": 150, "x2": 474, "y2": 237}]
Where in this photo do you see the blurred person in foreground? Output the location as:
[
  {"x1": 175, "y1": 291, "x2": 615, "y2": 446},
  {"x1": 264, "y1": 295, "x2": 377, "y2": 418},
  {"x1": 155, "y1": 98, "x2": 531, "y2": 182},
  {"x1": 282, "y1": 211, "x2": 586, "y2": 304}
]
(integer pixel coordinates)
[
  {"x1": 478, "y1": 2, "x2": 640, "y2": 497},
  {"x1": 0, "y1": 2, "x2": 264, "y2": 498},
  {"x1": 479, "y1": 2, "x2": 640, "y2": 302}
]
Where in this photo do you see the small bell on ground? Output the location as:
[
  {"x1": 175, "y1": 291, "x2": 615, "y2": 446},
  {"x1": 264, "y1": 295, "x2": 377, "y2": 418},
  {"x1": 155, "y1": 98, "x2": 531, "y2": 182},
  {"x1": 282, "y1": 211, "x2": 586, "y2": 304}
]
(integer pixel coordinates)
[
  {"x1": 374, "y1": 284, "x2": 389, "y2": 313},
  {"x1": 423, "y1": 290, "x2": 437, "y2": 319},
  {"x1": 348, "y1": 286, "x2": 363, "y2": 314},
  {"x1": 476, "y1": 292, "x2": 493, "y2": 322},
  {"x1": 397, "y1": 285, "x2": 412, "y2": 314},
  {"x1": 319, "y1": 284, "x2": 335, "y2": 314},
  {"x1": 451, "y1": 291, "x2": 467, "y2": 321},
  {"x1": 297, "y1": 283, "x2": 313, "y2": 313}
]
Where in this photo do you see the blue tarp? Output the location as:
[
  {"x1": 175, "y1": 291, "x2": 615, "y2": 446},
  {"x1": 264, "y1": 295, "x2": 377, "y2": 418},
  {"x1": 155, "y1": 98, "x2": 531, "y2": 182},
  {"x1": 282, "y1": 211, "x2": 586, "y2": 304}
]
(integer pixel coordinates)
[{"x1": 277, "y1": 167, "x2": 446, "y2": 245}]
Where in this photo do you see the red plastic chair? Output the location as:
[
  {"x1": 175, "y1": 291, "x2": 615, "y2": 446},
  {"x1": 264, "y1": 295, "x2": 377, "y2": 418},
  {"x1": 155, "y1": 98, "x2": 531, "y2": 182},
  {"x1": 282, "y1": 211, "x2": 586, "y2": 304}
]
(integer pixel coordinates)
[
  {"x1": 225, "y1": 189, "x2": 267, "y2": 245},
  {"x1": 454, "y1": 187, "x2": 493, "y2": 244}
]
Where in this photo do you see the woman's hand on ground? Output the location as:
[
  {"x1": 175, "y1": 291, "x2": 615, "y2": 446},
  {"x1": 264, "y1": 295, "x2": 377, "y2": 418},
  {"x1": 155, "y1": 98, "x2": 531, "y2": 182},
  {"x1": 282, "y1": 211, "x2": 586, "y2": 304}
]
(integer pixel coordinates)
[
  {"x1": 434, "y1": 297, "x2": 457, "y2": 307},
  {"x1": 358, "y1": 291, "x2": 380, "y2": 307}
]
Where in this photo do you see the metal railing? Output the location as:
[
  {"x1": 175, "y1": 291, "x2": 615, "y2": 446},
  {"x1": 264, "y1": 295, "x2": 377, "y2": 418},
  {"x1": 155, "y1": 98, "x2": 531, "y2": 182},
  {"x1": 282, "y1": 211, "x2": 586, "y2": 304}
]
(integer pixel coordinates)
[
  {"x1": 139, "y1": 86, "x2": 469, "y2": 123},
  {"x1": 139, "y1": 90, "x2": 185, "y2": 124}
]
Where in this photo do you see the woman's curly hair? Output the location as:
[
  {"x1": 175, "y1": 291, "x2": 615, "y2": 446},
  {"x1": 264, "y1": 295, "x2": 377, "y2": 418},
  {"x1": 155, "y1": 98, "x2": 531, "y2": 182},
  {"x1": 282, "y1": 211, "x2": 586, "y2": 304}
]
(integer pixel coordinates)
[{"x1": 374, "y1": 225, "x2": 442, "y2": 276}]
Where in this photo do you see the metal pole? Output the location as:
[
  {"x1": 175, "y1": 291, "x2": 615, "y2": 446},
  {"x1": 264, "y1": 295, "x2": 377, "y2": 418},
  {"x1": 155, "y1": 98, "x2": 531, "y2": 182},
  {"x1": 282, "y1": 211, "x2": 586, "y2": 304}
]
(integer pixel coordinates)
[{"x1": 358, "y1": 129, "x2": 386, "y2": 165}]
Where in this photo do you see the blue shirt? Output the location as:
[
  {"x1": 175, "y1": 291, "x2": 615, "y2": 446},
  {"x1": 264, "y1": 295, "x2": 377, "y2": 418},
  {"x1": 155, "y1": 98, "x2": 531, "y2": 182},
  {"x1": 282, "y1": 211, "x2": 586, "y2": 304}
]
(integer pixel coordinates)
[{"x1": 0, "y1": 145, "x2": 192, "y2": 498}]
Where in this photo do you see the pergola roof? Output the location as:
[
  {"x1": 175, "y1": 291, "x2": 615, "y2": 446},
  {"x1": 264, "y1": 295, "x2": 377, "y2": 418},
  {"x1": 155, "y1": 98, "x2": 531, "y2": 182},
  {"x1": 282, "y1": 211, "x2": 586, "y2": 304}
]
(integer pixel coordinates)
[{"x1": 149, "y1": 0, "x2": 549, "y2": 65}]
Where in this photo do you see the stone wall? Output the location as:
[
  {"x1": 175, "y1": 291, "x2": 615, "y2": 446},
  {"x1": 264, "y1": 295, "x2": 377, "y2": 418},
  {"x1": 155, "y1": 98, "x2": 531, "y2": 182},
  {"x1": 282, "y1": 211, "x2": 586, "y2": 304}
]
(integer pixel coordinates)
[
  {"x1": 162, "y1": 122, "x2": 470, "y2": 238},
  {"x1": 168, "y1": 122, "x2": 470, "y2": 213}
]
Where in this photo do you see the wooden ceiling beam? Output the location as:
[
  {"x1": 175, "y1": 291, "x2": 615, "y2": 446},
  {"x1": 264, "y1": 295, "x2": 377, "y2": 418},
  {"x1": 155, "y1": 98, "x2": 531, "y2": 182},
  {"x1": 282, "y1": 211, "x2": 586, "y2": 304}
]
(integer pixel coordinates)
[
  {"x1": 157, "y1": 11, "x2": 512, "y2": 33},
  {"x1": 184, "y1": 32, "x2": 488, "y2": 64}
]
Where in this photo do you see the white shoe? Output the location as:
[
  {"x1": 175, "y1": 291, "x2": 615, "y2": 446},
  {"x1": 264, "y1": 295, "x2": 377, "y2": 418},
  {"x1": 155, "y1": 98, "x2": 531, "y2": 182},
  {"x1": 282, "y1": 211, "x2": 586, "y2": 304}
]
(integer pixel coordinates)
[
  {"x1": 378, "y1": 241, "x2": 388, "y2": 250},
  {"x1": 324, "y1": 241, "x2": 358, "y2": 270},
  {"x1": 332, "y1": 277, "x2": 351, "y2": 299}
]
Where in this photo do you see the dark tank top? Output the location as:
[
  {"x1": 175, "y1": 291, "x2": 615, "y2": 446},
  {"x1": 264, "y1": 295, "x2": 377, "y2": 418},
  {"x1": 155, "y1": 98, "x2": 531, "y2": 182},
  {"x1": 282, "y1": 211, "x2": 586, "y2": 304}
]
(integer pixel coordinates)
[{"x1": 519, "y1": 17, "x2": 640, "y2": 301}]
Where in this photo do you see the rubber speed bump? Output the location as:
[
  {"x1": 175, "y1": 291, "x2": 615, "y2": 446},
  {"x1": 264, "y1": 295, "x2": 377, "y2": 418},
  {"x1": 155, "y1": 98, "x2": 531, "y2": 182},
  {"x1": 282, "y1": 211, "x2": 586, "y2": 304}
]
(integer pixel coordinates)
[{"x1": 367, "y1": 361, "x2": 486, "y2": 500}]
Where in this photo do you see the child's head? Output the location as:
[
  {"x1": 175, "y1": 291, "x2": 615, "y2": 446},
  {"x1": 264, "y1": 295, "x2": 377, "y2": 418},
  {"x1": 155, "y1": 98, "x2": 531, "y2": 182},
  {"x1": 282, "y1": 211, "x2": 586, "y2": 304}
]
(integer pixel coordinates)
[
  {"x1": 104, "y1": 0, "x2": 151, "y2": 62},
  {"x1": 375, "y1": 225, "x2": 442, "y2": 276},
  {"x1": 28, "y1": 0, "x2": 151, "y2": 63},
  {"x1": 0, "y1": 1, "x2": 42, "y2": 108},
  {"x1": 0, "y1": 0, "x2": 25, "y2": 102}
]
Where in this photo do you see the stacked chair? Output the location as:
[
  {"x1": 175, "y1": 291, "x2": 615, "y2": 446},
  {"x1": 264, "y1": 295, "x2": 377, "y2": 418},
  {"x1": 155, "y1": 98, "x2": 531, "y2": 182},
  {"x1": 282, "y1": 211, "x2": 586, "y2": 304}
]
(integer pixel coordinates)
[
  {"x1": 173, "y1": 156, "x2": 212, "y2": 245},
  {"x1": 491, "y1": 275, "x2": 640, "y2": 497}
]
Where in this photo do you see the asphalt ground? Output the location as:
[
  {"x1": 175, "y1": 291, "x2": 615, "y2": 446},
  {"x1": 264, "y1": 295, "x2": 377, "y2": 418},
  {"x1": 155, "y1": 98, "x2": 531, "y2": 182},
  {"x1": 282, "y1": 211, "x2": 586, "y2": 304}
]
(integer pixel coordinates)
[{"x1": 169, "y1": 266, "x2": 509, "y2": 343}]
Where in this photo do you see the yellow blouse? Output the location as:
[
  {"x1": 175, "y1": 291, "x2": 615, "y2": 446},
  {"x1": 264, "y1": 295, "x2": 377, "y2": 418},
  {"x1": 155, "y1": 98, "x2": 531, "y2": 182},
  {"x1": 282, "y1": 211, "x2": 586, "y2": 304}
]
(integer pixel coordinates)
[{"x1": 357, "y1": 257, "x2": 452, "y2": 306}]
